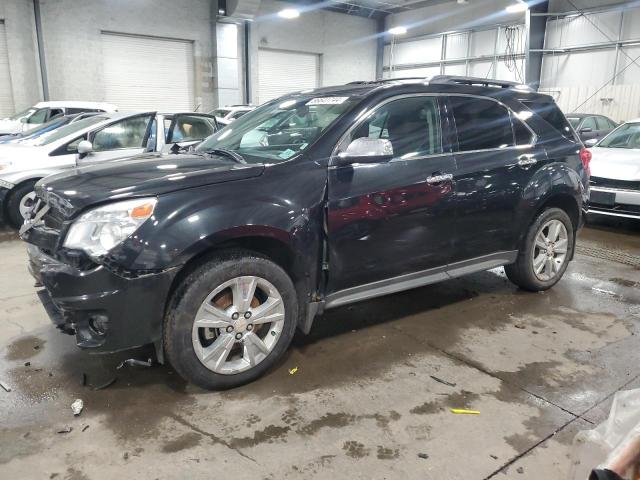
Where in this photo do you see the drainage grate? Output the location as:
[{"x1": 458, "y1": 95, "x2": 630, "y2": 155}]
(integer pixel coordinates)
[{"x1": 576, "y1": 245, "x2": 640, "y2": 268}]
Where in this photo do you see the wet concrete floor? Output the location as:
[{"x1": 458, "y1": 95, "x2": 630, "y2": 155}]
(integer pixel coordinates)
[{"x1": 0, "y1": 217, "x2": 639, "y2": 479}]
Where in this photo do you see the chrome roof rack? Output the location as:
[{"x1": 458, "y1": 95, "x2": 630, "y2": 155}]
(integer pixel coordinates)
[{"x1": 429, "y1": 75, "x2": 532, "y2": 91}]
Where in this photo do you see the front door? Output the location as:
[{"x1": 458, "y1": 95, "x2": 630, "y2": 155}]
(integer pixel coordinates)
[
  {"x1": 446, "y1": 95, "x2": 547, "y2": 263},
  {"x1": 79, "y1": 114, "x2": 155, "y2": 165},
  {"x1": 326, "y1": 95, "x2": 457, "y2": 293}
]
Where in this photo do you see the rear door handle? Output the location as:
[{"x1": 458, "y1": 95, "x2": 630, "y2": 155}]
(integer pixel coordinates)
[
  {"x1": 426, "y1": 173, "x2": 453, "y2": 184},
  {"x1": 517, "y1": 155, "x2": 537, "y2": 167}
]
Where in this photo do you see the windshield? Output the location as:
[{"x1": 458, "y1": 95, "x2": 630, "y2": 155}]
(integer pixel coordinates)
[
  {"x1": 196, "y1": 96, "x2": 357, "y2": 164},
  {"x1": 35, "y1": 115, "x2": 109, "y2": 146},
  {"x1": 567, "y1": 117, "x2": 580, "y2": 128},
  {"x1": 8, "y1": 108, "x2": 36, "y2": 121},
  {"x1": 22, "y1": 117, "x2": 68, "y2": 136},
  {"x1": 598, "y1": 122, "x2": 640, "y2": 149}
]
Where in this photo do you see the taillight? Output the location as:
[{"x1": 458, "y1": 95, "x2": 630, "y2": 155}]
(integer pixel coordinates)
[{"x1": 579, "y1": 148, "x2": 591, "y2": 177}]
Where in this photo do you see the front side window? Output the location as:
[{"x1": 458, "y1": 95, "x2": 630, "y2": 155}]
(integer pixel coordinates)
[
  {"x1": 340, "y1": 96, "x2": 443, "y2": 159},
  {"x1": 451, "y1": 97, "x2": 514, "y2": 151},
  {"x1": 92, "y1": 115, "x2": 152, "y2": 151},
  {"x1": 169, "y1": 115, "x2": 216, "y2": 142},
  {"x1": 581, "y1": 117, "x2": 597, "y2": 131},
  {"x1": 197, "y1": 96, "x2": 358, "y2": 164},
  {"x1": 567, "y1": 117, "x2": 580, "y2": 129},
  {"x1": 9, "y1": 108, "x2": 36, "y2": 121},
  {"x1": 26, "y1": 109, "x2": 48, "y2": 124},
  {"x1": 35, "y1": 115, "x2": 108, "y2": 146},
  {"x1": 599, "y1": 123, "x2": 640, "y2": 149}
]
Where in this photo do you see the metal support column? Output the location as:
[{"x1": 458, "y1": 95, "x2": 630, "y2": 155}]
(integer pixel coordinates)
[
  {"x1": 33, "y1": 0, "x2": 49, "y2": 100},
  {"x1": 525, "y1": 0, "x2": 549, "y2": 90},
  {"x1": 244, "y1": 20, "x2": 251, "y2": 103},
  {"x1": 376, "y1": 16, "x2": 386, "y2": 80}
]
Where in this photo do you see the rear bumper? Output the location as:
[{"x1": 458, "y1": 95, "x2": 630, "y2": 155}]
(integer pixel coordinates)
[
  {"x1": 588, "y1": 186, "x2": 640, "y2": 220},
  {"x1": 27, "y1": 244, "x2": 178, "y2": 353}
]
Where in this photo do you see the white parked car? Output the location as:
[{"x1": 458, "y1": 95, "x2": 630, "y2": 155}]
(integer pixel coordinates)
[
  {"x1": 588, "y1": 119, "x2": 640, "y2": 220},
  {"x1": 209, "y1": 105, "x2": 255, "y2": 125},
  {"x1": 0, "y1": 101, "x2": 118, "y2": 136},
  {"x1": 0, "y1": 111, "x2": 218, "y2": 226}
]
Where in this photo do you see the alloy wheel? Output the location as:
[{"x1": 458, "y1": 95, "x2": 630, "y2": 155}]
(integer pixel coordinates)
[
  {"x1": 19, "y1": 191, "x2": 37, "y2": 220},
  {"x1": 531, "y1": 219, "x2": 569, "y2": 281},
  {"x1": 191, "y1": 276, "x2": 285, "y2": 375}
]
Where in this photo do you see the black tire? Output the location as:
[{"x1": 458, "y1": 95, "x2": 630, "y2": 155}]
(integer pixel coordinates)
[
  {"x1": 505, "y1": 207, "x2": 574, "y2": 292},
  {"x1": 164, "y1": 250, "x2": 298, "y2": 390},
  {"x1": 6, "y1": 180, "x2": 38, "y2": 228}
]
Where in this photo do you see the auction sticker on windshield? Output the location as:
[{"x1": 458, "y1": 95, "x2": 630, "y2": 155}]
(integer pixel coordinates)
[{"x1": 306, "y1": 97, "x2": 349, "y2": 105}]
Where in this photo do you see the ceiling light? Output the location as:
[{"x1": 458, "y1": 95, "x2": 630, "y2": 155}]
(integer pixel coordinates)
[
  {"x1": 506, "y1": 3, "x2": 528, "y2": 13},
  {"x1": 388, "y1": 26, "x2": 408, "y2": 35},
  {"x1": 278, "y1": 8, "x2": 300, "y2": 19}
]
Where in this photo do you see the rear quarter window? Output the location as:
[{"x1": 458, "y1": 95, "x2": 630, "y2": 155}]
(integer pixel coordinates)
[{"x1": 521, "y1": 99, "x2": 577, "y2": 141}]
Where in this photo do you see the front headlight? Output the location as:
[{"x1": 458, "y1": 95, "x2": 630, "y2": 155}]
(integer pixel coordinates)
[{"x1": 64, "y1": 197, "x2": 157, "y2": 257}]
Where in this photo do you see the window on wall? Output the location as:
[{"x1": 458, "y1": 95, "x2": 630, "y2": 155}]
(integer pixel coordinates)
[{"x1": 450, "y1": 97, "x2": 514, "y2": 151}]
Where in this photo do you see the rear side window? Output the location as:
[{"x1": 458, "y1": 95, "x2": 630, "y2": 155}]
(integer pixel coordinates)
[
  {"x1": 512, "y1": 114, "x2": 534, "y2": 145},
  {"x1": 169, "y1": 115, "x2": 216, "y2": 143},
  {"x1": 521, "y1": 99, "x2": 576, "y2": 140},
  {"x1": 450, "y1": 97, "x2": 514, "y2": 151}
]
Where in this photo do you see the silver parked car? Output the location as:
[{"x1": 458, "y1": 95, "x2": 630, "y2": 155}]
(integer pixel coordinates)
[
  {"x1": 0, "y1": 111, "x2": 218, "y2": 227},
  {"x1": 588, "y1": 119, "x2": 640, "y2": 220}
]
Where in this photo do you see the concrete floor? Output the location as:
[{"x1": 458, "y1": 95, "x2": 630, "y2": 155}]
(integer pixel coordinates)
[{"x1": 0, "y1": 217, "x2": 639, "y2": 480}]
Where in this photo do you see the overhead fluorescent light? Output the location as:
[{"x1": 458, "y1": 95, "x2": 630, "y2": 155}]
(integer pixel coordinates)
[
  {"x1": 506, "y1": 3, "x2": 528, "y2": 13},
  {"x1": 278, "y1": 8, "x2": 300, "y2": 19},
  {"x1": 388, "y1": 26, "x2": 408, "y2": 35}
]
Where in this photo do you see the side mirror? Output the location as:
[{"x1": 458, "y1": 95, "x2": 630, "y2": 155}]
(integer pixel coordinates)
[
  {"x1": 77, "y1": 140, "x2": 93, "y2": 157},
  {"x1": 580, "y1": 127, "x2": 593, "y2": 134},
  {"x1": 335, "y1": 138, "x2": 394, "y2": 167},
  {"x1": 584, "y1": 138, "x2": 598, "y2": 147},
  {"x1": 20, "y1": 117, "x2": 27, "y2": 123}
]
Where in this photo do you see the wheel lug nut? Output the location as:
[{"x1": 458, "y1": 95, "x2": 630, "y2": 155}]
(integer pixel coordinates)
[
  {"x1": 244, "y1": 311, "x2": 251, "y2": 319},
  {"x1": 232, "y1": 312, "x2": 239, "y2": 320},
  {"x1": 226, "y1": 325, "x2": 234, "y2": 333},
  {"x1": 235, "y1": 332, "x2": 242, "y2": 340},
  {"x1": 246, "y1": 324, "x2": 253, "y2": 331}
]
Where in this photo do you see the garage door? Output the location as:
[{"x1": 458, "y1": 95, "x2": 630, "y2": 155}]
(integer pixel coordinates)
[
  {"x1": 0, "y1": 22, "x2": 15, "y2": 117},
  {"x1": 101, "y1": 33, "x2": 195, "y2": 112},
  {"x1": 258, "y1": 49, "x2": 319, "y2": 105}
]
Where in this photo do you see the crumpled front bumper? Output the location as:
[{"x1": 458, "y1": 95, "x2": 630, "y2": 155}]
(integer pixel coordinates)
[{"x1": 27, "y1": 244, "x2": 178, "y2": 353}]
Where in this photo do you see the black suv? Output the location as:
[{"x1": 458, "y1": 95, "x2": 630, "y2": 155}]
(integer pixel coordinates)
[{"x1": 21, "y1": 76, "x2": 590, "y2": 390}]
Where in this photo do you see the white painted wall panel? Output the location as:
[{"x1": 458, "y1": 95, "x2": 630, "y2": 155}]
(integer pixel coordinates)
[
  {"x1": 444, "y1": 63, "x2": 467, "y2": 76},
  {"x1": 469, "y1": 29, "x2": 496, "y2": 57},
  {"x1": 541, "y1": 49, "x2": 617, "y2": 88},
  {"x1": 540, "y1": 84, "x2": 640, "y2": 122},
  {"x1": 621, "y1": 7, "x2": 640, "y2": 40},
  {"x1": 616, "y1": 45, "x2": 640, "y2": 85},
  {"x1": 469, "y1": 60, "x2": 493, "y2": 78},
  {"x1": 445, "y1": 33, "x2": 468, "y2": 60},
  {"x1": 496, "y1": 25, "x2": 525, "y2": 55},
  {"x1": 545, "y1": 11, "x2": 622, "y2": 49},
  {"x1": 0, "y1": 22, "x2": 15, "y2": 116}
]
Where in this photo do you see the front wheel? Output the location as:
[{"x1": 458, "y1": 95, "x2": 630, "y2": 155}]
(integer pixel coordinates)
[
  {"x1": 505, "y1": 208, "x2": 574, "y2": 291},
  {"x1": 164, "y1": 251, "x2": 298, "y2": 390},
  {"x1": 6, "y1": 180, "x2": 38, "y2": 228}
]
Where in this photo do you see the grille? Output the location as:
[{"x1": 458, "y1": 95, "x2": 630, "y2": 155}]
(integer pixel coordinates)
[{"x1": 590, "y1": 176, "x2": 640, "y2": 191}]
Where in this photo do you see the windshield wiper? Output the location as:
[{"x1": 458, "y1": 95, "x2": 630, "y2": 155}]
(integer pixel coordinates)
[{"x1": 200, "y1": 148, "x2": 246, "y2": 164}]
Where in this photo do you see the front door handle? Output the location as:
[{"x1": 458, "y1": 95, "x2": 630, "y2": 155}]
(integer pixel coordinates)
[
  {"x1": 426, "y1": 173, "x2": 453, "y2": 184},
  {"x1": 517, "y1": 155, "x2": 537, "y2": 167}
]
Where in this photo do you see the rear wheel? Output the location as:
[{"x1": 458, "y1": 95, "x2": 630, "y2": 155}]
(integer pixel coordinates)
[
  {"x1": 505, "y1": 208, "x2": 574, "y2": 291},
  {"x1": 164, "y1": 251, "x2": 298, "y2": 390},
  {"x1": 6, "y1": 180, "x2": 38, "y2": 228}
]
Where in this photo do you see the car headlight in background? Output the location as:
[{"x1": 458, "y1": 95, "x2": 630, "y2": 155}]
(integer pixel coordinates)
[{"x1": 64, "y1": 197, "x2": 157, "y2": 257}]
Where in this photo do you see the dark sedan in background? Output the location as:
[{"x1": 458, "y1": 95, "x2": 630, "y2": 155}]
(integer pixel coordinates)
[{"x1": 567, "y1": 113, "x2": 617, "y2": 143}]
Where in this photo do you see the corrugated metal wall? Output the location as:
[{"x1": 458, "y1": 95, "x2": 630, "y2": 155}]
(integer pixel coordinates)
[{"x1": 540, "y1": 4, "x2": 640, "y2": 121}]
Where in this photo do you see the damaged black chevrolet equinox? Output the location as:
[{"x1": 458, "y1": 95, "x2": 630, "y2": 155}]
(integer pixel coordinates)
[{"x1": 21, "y1": 76, "x2": 590, "y2": 389}]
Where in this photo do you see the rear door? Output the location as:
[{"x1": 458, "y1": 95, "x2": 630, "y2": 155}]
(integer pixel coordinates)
[
  {"x1": 447, "y1": 95, "x2": 546, "y2": 263},
  {"x1": 327, "y1": 94, "x2": 457, "y2": 292}
]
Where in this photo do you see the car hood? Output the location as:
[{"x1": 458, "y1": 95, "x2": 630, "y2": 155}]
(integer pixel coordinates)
[
  {"x1": 37, "y1": 152, "x2": 265, "y2": 217},
  {"x1": 0, "y1": 119, "x2": 21, "y2": 134},
  {"x1": 590, "y1": 147, "x2": 640, "y2": 181}
]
